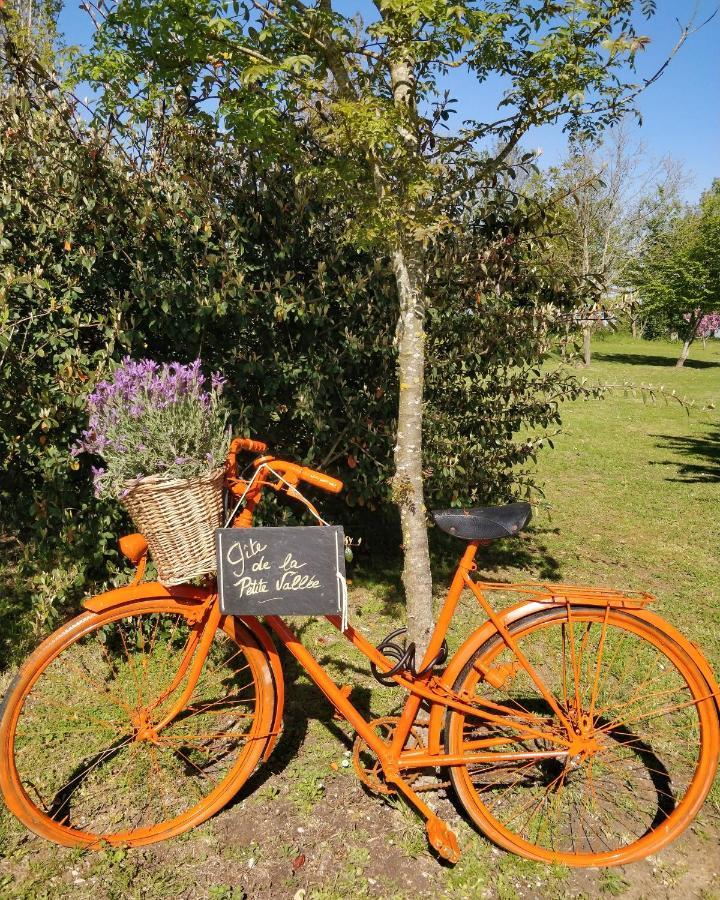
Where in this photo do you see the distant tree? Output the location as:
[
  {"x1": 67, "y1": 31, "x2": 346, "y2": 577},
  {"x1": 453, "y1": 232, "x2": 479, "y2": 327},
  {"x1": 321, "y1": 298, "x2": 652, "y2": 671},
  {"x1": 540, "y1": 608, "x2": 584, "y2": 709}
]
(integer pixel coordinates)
[
  {"x1": 630, "y1": 180, "x2": 720, "y2": 366},
  {"x1": 551, "y1": 126, "x2": 686, "y2": 366},
  {"x1": 698, "y1": 312, "x2": 720, "y2": 346}
]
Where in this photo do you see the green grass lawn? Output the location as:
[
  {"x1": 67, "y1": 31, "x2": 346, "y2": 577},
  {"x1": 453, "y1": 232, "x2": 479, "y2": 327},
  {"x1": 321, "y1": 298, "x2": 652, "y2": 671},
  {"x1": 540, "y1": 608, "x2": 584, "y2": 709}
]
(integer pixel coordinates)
[
  {"x1": 534, "y1": 331, "x2": 720, "y2": 672},
  {"x1": 1, "y1": 332, "x2": 719, "y2": 899}
]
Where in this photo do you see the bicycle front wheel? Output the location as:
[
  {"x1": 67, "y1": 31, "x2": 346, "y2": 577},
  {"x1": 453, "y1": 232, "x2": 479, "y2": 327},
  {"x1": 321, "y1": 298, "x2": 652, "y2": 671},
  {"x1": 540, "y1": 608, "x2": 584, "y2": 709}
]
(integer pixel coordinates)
[
  {"x1": 445, "y1": 605, "x2": 719, "y2": 867},
  {"x1": 0, "y1": 597, "x2": 276, "y2": 847}
]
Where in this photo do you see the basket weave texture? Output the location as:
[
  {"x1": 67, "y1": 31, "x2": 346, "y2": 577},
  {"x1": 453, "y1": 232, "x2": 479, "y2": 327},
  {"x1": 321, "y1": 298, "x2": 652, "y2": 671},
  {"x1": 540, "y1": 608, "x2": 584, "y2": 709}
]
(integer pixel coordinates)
[{"x1": 120, "y1": 467, "x2": 225, "y2": 586}]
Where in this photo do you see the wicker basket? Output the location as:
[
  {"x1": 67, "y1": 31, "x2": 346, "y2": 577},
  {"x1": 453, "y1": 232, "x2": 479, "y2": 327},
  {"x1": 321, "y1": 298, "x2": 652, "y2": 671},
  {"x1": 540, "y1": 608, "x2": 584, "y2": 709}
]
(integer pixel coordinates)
[{"x1": 120, "y1": 467, "x2": 225, "y2": 586}]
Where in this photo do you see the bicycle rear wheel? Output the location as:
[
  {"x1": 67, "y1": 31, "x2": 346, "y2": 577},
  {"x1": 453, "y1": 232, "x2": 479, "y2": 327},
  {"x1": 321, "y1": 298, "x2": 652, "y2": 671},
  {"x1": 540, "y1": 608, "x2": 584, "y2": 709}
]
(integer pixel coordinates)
[
  {"x1": 445, "y1": 605, "x2": 719, "y2": 866},
  {"x1": 0, "y1": 597, "x2": 275, "y2": 847}
]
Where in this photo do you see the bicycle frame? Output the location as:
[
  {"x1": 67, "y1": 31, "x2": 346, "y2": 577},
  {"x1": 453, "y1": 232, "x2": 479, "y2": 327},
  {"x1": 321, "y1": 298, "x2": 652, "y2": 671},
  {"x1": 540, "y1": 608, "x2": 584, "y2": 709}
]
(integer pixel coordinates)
[
  {"x1": 62, "y1": 443, "x2": 720, "y2": 863},
  {"x1": 262, "y1": 539, "x2": 580, "y2": 764},
  {"x1": 223, "y1": 457, "x2": 571, "y2": 748}
]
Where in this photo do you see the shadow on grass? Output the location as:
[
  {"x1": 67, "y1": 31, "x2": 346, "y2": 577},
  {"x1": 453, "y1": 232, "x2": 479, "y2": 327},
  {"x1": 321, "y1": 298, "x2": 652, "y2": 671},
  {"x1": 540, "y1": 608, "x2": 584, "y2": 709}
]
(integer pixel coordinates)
[
  {"x1": 231, "y1": 621, "x2": 372, "y2": 806},
  {"x1": 654, "y1": 428, "x2": 720, "y2": 483},
  {"x1": 593, "y1": 351, "x2": 720, "y2": 370},
  {"x1": 432, "y1": 528, "x2": 562, "y2": 583}
]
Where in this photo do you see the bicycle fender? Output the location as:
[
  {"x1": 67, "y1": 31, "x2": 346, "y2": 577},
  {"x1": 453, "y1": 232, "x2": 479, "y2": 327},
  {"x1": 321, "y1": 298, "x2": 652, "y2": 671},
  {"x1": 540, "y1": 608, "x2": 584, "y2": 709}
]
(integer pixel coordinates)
[
  {"x1": 239, "y1": 616, "x2": 285, "y2": 762},
  {"x1": 83, "y1": 581, "x2": 214, "y2": 612},
  {"x1": 83, "y1": 585, "x2": 286, "y2": 761}
]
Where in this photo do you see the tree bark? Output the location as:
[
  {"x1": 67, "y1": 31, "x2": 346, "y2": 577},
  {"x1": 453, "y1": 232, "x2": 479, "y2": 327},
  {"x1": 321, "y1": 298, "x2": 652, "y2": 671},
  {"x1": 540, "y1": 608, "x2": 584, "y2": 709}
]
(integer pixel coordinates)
[
  {"x1": 676, "y1": 337, "x2": 692, "y2": 367},
  {"x1": 676, "y1": 316, "x2": 699, "y2": 367},
  {"x1": 583, "y1": 326, "x2": 592, "y2": 367},
  {"x1": 391, "y1": 242, "x2": 434, "y2": 653}
]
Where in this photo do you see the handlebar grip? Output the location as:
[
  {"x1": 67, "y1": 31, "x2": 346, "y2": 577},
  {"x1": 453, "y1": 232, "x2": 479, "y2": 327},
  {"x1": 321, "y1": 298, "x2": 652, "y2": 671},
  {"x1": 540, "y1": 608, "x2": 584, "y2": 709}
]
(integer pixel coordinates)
[
  {"x1": 232, "y1": 437, "x2": 268, "y2": 454},
  {"x1": 298, "y1": 467, "x2": 344, "y2": 494}
]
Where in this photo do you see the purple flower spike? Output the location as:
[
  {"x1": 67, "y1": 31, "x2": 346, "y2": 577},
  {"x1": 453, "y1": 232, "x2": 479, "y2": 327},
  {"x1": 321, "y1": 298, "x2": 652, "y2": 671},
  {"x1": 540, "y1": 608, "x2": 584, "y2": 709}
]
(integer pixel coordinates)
[
  {"x1": 73, "y1": 356, "x2": 230, "y2": 498},
  {"x1": 211, "y1": 372, "x2": 228, "y2": 394},
  {"x1": 91, "y1": 465, "x2": 107, "y2": 498}
]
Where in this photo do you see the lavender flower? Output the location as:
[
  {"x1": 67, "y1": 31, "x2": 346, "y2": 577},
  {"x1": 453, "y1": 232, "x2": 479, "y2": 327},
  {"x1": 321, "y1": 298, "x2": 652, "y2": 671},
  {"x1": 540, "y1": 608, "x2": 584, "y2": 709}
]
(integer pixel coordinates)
[
  {"x1": 90, "y1": 465, "x2": 107, "y2": 498},
  {"x1": 211, "y1": 372, "x2": 228, "y2": 394},
  {"x1": 73, "y1": 358, "x2": 231, "y2": 498}
]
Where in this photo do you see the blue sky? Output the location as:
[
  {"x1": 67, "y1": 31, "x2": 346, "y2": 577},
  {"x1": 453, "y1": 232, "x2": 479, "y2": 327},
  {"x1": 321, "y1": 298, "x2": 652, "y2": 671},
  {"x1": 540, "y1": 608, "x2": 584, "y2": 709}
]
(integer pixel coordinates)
[{"x1": 59, "y1": 1, "x2": 719, "y2": 201}]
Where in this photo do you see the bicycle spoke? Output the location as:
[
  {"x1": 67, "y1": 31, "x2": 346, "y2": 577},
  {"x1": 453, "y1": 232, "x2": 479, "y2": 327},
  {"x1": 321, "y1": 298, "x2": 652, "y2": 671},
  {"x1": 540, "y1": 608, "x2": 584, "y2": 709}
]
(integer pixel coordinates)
[
  {"x1": 15, "y1": 696, "x2": 125, "y2": 737},
  {"x1": 565, "y1": 606, "x2": 582, "y2": 714},
  {"x1": 560, "y1": 623, "x2": 569, "y2": 710},
  {"x1": 448, "y1": 607, "x2": 713, "y2": 862},
  {"x1": 160, "y1": 731, "x2": 251, "y2": 744},
  {"x1": 587, "y1": 607, "x2": 610, "y2": 719},
  {"x1": 597, "y1": 691, "x2": 704, "y2": 734},
  {"x1": 46, "y1": 737, "x2": 136, "y2": 822},
  {"x1": 63, "y1": 658, "x2": 132, "y2": 717},
  {"x1": 596, "y1": 676, "x2": 688, "y2": 720},
  {"x1": 8, "y1": 606, "x2": 268, "y2": 841}
]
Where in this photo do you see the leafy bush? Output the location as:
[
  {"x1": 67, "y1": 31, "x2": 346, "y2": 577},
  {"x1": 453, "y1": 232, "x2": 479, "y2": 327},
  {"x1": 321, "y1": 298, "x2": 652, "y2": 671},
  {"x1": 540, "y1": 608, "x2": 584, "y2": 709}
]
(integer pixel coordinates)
[{"x1": 0, "y1": 77, "x2": 586, "y2": 665}]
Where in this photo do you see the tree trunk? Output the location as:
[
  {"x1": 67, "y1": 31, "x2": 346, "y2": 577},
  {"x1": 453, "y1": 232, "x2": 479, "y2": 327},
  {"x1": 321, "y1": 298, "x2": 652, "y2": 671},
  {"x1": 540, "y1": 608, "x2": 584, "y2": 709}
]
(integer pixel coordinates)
[
  {"x1": 631, "y1": 318, "x2": 638, "y2": 339},
  {"x1": 676, "y1": 317, "x2": 699, "y2": 367},
  {"x1": 676, "y1": 337, "x2": 692, "y2": 367},
  {"x1": 583, "y1": 326, "x2": 592, "y2": 367},
  {"x1": 391, "y1": 242, "x2": 434, "y2": 654},
  {"x1": 580, "y1": 226, "x2": 592, "y2": 367},
  {"x1": 377, "y1": 55, "x2": 433, "y2": 653}
]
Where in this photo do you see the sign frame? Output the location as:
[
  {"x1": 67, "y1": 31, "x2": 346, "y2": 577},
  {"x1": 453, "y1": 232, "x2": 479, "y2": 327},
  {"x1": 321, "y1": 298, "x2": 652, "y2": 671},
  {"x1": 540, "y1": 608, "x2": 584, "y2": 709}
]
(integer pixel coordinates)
[{"x1": 216, "y1": 525, "x2": 347, "y2": 625}]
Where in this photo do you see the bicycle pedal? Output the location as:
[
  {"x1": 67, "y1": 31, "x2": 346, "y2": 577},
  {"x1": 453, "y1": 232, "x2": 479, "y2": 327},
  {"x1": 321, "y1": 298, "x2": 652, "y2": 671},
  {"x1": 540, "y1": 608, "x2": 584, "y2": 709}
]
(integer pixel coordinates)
[{"x1": 426, "y1": 816, "x2": 461, "y2": 864}]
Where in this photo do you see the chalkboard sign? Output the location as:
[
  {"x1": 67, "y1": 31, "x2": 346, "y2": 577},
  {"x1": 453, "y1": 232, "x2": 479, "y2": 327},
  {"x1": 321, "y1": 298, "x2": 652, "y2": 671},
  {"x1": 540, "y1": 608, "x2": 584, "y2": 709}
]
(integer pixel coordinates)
[{"x1": 216, "y1": 526, "x2": 347, "y2": 620}]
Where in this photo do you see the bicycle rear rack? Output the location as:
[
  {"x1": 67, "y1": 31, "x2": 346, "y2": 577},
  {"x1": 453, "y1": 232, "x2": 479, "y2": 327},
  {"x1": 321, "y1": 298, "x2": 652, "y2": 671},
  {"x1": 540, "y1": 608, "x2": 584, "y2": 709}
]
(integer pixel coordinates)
[{"x1": 474, "y1": 580, "x2": 655, "y2": 608}]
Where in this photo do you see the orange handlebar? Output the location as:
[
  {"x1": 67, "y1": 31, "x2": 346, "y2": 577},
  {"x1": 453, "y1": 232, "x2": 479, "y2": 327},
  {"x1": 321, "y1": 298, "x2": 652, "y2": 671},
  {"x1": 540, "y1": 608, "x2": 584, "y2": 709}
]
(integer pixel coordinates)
[
  {"x1": 228, "y1": 439, "x2": 342, "y2": 495},
  {"x1": 263, "y1": 458, "x2": 343, "y2": 494},
  {"x1": 297, "y1": 466, "x2": 344, "y2": 494},
  {"x1": 231, "y1": 437, "x2": 268, "y2": 454}
]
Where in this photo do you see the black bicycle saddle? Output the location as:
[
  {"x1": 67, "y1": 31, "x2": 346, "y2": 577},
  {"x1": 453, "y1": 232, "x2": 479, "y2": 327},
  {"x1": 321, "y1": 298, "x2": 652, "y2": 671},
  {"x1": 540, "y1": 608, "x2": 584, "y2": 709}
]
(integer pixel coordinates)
[{"x1": 432, "y1": 502, "x2": 532, "y2": 541}]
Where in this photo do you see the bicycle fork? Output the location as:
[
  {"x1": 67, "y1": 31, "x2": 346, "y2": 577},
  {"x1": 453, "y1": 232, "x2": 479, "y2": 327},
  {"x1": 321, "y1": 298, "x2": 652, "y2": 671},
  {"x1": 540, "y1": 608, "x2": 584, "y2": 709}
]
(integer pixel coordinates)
[{"x1": 142, "y1": 599, "x2": 223, "y2": 736}]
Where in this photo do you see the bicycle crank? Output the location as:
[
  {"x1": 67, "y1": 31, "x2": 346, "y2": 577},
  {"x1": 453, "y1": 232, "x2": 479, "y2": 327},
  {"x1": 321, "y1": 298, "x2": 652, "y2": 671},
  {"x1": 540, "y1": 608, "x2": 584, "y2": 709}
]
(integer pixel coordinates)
[{"x1": 352, "y1": 716, "x2": 424, "y2": 795}]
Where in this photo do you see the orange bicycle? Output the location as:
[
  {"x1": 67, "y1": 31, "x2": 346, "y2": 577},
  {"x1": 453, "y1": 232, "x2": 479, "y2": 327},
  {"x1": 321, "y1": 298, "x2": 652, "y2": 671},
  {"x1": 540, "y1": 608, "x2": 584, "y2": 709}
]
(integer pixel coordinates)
[{"x1": 1, "y1": 437, "x2": 719, "y2": 867}]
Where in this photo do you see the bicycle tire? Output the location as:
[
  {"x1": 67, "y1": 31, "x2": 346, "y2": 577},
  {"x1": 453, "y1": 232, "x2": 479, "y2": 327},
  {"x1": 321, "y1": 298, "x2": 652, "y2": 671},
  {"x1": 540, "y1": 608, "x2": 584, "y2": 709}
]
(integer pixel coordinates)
[
  {"x1": 0, "y1": 597, "x2": 276, "y2": 847},
  {"x1": 445, "y1": 604, "x2": 719, "y2": 867}
]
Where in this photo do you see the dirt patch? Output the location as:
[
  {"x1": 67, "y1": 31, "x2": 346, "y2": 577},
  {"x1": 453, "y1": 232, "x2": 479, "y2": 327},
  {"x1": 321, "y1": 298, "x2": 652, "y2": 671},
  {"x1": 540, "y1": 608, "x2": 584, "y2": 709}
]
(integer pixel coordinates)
[
  {"x1": 209, "y1": 775, "x2": 448, "y2": 899},
  {"x1": 3, "y1": 754, "x2": 718, "y2": 899}
]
